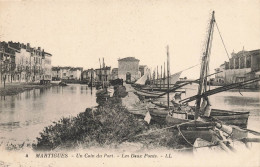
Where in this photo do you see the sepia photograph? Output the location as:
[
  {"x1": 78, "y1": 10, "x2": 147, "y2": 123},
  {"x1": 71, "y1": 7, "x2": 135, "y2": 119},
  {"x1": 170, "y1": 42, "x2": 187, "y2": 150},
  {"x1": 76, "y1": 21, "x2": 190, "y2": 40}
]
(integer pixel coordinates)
[{"x1": 0, "y1": 0, "x2": 260, "y2": 166}]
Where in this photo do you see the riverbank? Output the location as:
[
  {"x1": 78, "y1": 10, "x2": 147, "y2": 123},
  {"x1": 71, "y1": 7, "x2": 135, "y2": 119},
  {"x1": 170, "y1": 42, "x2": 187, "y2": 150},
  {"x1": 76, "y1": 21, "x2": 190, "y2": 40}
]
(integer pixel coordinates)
[
  {"x1": 0, "y1": 82, "x2": 58, "y2": 96},
  {"x1": 31, "y1": 96, "x2": 185, "y2": 151}
]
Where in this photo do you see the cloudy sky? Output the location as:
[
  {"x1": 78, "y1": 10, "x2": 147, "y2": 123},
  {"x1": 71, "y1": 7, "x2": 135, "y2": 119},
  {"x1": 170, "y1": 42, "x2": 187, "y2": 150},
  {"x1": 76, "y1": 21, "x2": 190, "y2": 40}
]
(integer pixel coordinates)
[{"x1": 0, "y1": 0, "x2": 259, "y2": 79}]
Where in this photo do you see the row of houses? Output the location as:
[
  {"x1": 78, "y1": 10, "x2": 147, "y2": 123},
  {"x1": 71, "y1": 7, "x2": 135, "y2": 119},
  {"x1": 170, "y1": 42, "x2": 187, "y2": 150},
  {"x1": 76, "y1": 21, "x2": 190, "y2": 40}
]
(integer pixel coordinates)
[
  {"x1": 0, "y1": 41, "x2": 52, "y2": 84},
  {"x1": 214, "y1": 48, "x2": 260, "y2": 88},
  {"x1": 52, "y1": 66, "x2": 83, "y2": 81},
  {"x1": 80, "y1": 57, "x2": 148, "y2": 84}
]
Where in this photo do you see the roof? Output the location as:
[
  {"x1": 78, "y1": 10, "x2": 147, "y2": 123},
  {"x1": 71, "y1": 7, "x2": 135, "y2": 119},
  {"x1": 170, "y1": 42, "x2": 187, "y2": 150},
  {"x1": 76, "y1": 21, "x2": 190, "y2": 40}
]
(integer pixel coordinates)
[
  {"x1": 112, "y1": 68, "x2": 118, "y2": 72},
  {"x1": 52, "y1": 66, "x2": 83, "y2": 71},
  {"x1": 95, "y1": 66, "x2": 111, "y2": 71},
  {"x1": 249, "y1": 49, "x2": 260, "y2": 53},
  {"x1": 139, "y1": 65, "x2": 147, "y2": 68},
  {"x1": 44, "y1": 52, "x2": 52, "y2": 56},
  {"x1": 118, "y1": 57, "x2": 139, "y2": 62},
  {"x1": 232, "y1": 49, "x2": 260, "y2": 58}
]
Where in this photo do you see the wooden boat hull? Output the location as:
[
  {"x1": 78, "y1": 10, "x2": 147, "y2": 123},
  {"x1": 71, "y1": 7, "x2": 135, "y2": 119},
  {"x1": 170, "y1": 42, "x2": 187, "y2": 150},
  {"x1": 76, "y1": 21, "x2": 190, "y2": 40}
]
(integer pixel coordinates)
[
  {"x1": 148, "y1": 107, "x2": 169, "y2": 124},
  {"x1": 165, "y1": 114, "x2": 189, "y2": 125},
  {"x1": 133, "y1": 88, "x2": 165, "y2": 99},
  {"x1": 179, "y1": 129, "x2": 214, "y2": 144},
  {"x1": 158, "y1": 108, "x2": 249, "y2": 128},
  {"x1": 171, "y1": 121, "x2": 216, "y2": 144},
  {"x1": 142, "y1": 87, "x2": 186, "y2": 93},
  {"x1": 210, "y1": 109, "x2": 249, "y2": 128}
]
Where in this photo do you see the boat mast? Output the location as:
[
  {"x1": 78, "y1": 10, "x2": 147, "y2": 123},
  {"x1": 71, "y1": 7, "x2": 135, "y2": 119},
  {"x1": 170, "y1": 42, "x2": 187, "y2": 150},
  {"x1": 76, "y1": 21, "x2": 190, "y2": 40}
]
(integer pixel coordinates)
[
  {"x1": 90, "y1": 68, "x2": 93, "y2": 94},
  {"x1": 153, "y1": 70, "x2": 155, "y2": 87},
  {"x1": 194, "y1": 11, "x2": 215, "y2": 119},
  {"x1": 160, "y1": 65, "x2": 162, "y2": 89},
  {"x1": 164, "y1": 62, "x2": 166, "y2": 88},
  {"x1": 167, "y1": 45, "x2": 170, "y2": 108},
  {"x1": 99, "y1": 58, "x2": 102, "y2": 88},
  {"x1": 103, "y1": 57, "x2": 105, "y2": 89}
]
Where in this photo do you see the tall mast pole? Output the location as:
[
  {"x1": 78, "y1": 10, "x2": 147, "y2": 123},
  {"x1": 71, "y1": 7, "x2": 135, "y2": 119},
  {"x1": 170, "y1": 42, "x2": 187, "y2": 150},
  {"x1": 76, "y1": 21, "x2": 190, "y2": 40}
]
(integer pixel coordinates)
[
  {"x1": 167, "y1": 45, "x2": 170, "y2": 108},
  {"x1": 153, "y1": 69, "x2": 155, "y2": 87},
  {"x1": 160, "y1": 65, "x2": 162, "y2": 89},
  {"x1": 90, "y1": 69, "x2": 93, "y2": 94},
  {"x1": 195, "y1": 11, "x2": 215, "y2": 119},
  {"x1": 164, "y1": 62, "x2": 166, "y2": 88},
  {"x1": 99, "y1": 58, "x2": 102, "y2": 89},
  {"x1": 156, "y1": 65, "x2": 158, "y2": 87},
  {"x1": 102, "y1": 57, "x2": 105, "y2": 88}
]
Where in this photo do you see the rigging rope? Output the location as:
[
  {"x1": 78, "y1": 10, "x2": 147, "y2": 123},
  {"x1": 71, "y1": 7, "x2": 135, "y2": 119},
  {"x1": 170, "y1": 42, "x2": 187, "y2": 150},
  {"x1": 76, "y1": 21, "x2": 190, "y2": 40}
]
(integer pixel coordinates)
[
  {"x1": 215, "y1": 21, "x2": 230, "y2": 59},
  {"x1": 177, "y1": 125, "x2": 194, "y2": 146},
  {"x1": 133, "y1": 120, "x2": 196, "y2": 138}
]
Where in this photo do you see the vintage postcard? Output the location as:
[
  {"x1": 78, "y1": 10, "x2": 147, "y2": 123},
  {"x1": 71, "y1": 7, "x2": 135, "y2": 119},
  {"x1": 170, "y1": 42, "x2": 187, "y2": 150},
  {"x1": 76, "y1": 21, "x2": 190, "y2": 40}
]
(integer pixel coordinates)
[{"x1": 0, "y1": 0, "x2": 260, "y2": 166}]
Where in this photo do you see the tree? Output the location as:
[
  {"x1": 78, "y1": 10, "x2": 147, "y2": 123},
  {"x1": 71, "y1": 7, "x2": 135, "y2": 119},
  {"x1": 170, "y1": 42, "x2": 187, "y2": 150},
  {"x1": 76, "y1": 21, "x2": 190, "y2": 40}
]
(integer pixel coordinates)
[{"x1": 1, "y1": 55, "x2": 11, "y2": 88}]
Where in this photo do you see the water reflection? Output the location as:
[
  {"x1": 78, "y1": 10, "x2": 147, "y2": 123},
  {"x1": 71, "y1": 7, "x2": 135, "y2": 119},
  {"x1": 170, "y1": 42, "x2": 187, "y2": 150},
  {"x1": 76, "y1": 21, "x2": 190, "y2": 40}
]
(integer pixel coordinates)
[{"x1": 0, "y1": 84, "x2": 97, "y2": 143}]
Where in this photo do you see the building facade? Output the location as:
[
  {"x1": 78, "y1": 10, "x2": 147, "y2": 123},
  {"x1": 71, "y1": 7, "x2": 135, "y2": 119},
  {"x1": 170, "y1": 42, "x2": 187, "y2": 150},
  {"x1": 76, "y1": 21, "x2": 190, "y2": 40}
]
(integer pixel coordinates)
[
  {"x1": 51, "y1": 66, "x2": 83, "y2": 80},
  {"x1": 139, "y1": 65, "x2": 148, "y2": 77},
  {"x1": 95, "y1": 66, "x2": 111, "y2": 82},
  {"x1": 43, "y1": 51, "x2": 52, "y2": 81},
  {"x1": 0, "y1": 41, "x2": 52, "y2": 84},
  {"x1": 214, "y1": 49, "x2": 260, "y2": 88},
  {"x1": 81, "y1": 68, "x2": 96, "y2": 83},
  {"x1": 111, "y1": 68, "x2": 118, "y2": 80},
  {"x1": 118, "y1": 57, "x2": 141, "y2": 82}
]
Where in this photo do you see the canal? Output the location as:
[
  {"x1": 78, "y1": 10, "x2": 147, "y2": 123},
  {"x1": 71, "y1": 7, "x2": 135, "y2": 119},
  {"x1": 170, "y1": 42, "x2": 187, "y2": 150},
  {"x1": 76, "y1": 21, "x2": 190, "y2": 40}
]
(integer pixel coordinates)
[
  {"x1": 0, "y1": 84, "x2": 259, "y2": 145},
  {"x1": 0, "y1": 84, "x2": 97, "y2": 144}
]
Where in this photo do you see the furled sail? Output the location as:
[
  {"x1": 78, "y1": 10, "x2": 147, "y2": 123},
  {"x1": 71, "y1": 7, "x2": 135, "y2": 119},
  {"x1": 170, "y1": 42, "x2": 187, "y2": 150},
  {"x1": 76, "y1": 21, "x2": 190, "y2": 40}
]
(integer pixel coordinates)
[
  {"x1": 154, "y1": 71, "x2": 182, "y2": 85},
  {"x1": 169, "y1": 71, "x2": 182, "y2": 85},
  {"x1": 135, "y1": 72, "x2": 149, "y2": 85}
]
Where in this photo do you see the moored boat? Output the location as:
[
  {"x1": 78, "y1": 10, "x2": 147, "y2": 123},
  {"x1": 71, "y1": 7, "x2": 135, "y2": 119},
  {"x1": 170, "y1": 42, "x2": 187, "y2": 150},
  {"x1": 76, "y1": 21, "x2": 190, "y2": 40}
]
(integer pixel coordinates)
[
  {"x1": 165, "y1": 108, "x2": 250, "y2": 128},
  {"x1": 148, "y1": 107, "x2": 169, "y2": 124}
]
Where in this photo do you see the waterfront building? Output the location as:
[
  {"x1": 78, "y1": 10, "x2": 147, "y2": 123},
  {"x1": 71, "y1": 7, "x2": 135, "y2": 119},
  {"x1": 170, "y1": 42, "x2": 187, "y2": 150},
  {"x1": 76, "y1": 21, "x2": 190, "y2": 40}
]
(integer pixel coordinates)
[
  {"x1": 0, "y1": 41, "x2": 52, "y2": 84},
  {"x1": 42, "y1": 51, "x2": 52, "y2": 81},
  {"x1": 0, "y1": 42, "x2": 16, "y2": 84},
  {"x1": 51, "y1": 66, "x2": 83, "y2": 80},
  {"x1": 60, "y1": 67, "x2": 70, "y2": 80},
  {"x1": 81, "y1": 68, "x2": 96, "y2": 83},
  {"x1": 95, "y1": 66, "x2": 111, "y2": 82},
  {"x1": 111, "y1": 68, "x2": 118, "y2": 80},
  {"x1": 214, "y1": 49, "x2": 260, "y2": 88},
  {"x1": 118, "y1": 57, "x2": 141, "y2": 82},
  {"x1": 29, "y1": 47, "x2": 44, "y2": 82},
  {"x1": 69, "y1": 67, "x2": 83, "y2": 80},
  {"x1": 139, "y1": 65, "x2": 148, "y2": 77},
  {"x1": 13, "y1": 44, "x2": 31, "y2": 82},
  {"x1": 51, "y1": 66, "x2": 62, "y2": 80}
]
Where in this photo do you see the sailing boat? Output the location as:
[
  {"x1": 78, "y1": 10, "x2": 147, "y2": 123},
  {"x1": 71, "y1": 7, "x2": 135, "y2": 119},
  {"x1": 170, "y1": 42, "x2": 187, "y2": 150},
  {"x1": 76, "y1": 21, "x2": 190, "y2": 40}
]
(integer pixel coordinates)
[
  {"x1": 147, "y1": 45, "x2": 174, "y2": 123},
  {"x1": 96, "y1": 58, "x2": 113, "y2": 104},
  {"x1": 164, "y1": 11, "x2": 257, "y2": 129},
  {"x1": 132, "y1": 70, "x2": 167, "y2": 99},
  {"x1": 149, "y1": 11, "x2": 260, "y2": 148},
  {"x1": 132, "y1": 60, "x2": 183, "y2": 99}
]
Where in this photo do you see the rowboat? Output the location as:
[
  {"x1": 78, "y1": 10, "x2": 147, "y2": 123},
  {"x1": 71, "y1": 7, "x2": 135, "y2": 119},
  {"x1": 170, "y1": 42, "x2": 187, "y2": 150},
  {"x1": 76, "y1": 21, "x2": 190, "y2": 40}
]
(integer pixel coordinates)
[
  {"x1": 148, "y1": 107, "x2": 169, "y2": 124},
  {"x1": 133, "y1": 87, "x2": 165, "y2": 99},
  {"x1": 148, "y1": 106, "x2": 249, "y2": 128}
]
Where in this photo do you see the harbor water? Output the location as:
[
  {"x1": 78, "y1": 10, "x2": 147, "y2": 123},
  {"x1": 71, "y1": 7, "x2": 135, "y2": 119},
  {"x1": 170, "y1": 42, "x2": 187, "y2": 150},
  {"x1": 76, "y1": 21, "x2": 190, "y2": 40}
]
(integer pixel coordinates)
[
  {"x1": 0, "y1": 84, "x2": 259, "y2": 145},
  {"x1": 0, "y1": 84, "x2": 97, "y2": 144}
]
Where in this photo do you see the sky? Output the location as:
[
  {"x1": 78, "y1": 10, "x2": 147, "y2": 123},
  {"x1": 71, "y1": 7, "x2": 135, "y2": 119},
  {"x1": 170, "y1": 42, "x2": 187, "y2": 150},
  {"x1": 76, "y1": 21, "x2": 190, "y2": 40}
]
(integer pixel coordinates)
[{"x1": 0, "y1": 0, "x2": 259, "y2": 79}]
